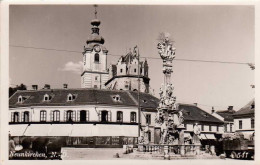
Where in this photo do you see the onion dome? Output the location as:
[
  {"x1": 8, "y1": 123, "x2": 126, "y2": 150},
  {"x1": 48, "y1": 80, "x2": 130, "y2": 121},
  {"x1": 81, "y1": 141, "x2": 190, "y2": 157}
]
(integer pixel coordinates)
[
  {"x1": 91, "y1": 19, "x2": 101, "y2": 26},
  {"x1": 86, "y1": 18, "x2": 105, "y2": 45}
]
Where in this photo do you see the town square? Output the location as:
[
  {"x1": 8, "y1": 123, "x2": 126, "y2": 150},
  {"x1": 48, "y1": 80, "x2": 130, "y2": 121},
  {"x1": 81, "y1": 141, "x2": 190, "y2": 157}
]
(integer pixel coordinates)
[{"x1": 1, "y1": 3, "x2": 256, "y2": 162}]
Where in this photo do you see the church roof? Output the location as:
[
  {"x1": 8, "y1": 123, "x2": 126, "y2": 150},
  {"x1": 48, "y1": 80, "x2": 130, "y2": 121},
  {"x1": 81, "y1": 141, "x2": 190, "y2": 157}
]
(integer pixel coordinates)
[{"x1": 9, "y1": 88, "x2": 159, "y2": 109}]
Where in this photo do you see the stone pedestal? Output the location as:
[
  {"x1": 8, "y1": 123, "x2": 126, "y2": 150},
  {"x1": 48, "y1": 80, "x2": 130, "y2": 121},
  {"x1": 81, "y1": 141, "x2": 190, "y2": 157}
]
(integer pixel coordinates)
[
  {"x1": 178, "y1": 129, "x2": 185, "y2": 156},
  {"x1": 164, "y1": 146, "x2": 170, "y2": 160},
  {"x1": 195, "y1": 145, "x2": 200, "y2": 155},
  {"x1": 210, "y1": 145, "x2": 216, "y2": 155}
]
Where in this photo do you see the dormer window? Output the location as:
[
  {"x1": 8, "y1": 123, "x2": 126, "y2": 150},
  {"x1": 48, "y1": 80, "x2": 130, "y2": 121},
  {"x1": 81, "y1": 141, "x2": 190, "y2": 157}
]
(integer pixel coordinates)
[
  {"x1": 143, "y1": 99, "x2": 147, "y2": 103},
  {"x1": 204, "y1": 113, "x2": 209, "y2": 117},
  {"x1": 251, "y1": 104, "x2": 255, "y2": 109},
  {"x1": 112, "y1": 95, "x2": 121, "y2": 102},
  {"x1": 18, "y1": 95, "x2": 23, "y2": 103},
  {"x1": 17, "y1": 95, "x2": 27, "y2": 103},
  {"x1": 43, "y1": 94, "x2": 51, "y2": 101},
  {"x1": 67, "y1": 93, "x2": 76, "y2": 101}
]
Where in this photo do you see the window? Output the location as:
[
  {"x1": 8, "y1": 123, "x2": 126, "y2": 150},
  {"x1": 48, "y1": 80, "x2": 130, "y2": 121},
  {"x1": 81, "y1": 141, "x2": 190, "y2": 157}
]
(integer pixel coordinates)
[
  {"x1": 11, "y1": 112, "x2": 19, "y2": 122},
  {"x1": 23, "y1": 111, "x2": 29, "y2": 122},
  {"x1": 251, "y1": 118, "x2": 254, "y2": 129},
  {"x1": 40, "y1": 110, "x2": 47, "y2": 122},
  {"x1": 117, "y1": 111, "x2": 123, "y2": 122},
  {"x1": 140, "y1": 68, "x2": 142, "y2": 73},
  {"x1": 112, "y1": 95, "x2": 121, "y2": 102},
  {"x1": 52, "y1": 110, "x2": 60, "y2": 122},
  {"x1": 134, "y1": 68, "x2": 137, "y2": 73},
  {"x1": 67, "y1": 94, "x2": 76, "y2": 101},
  {"x1": 100, "y1": 110, "x2": 110, "y2": 122},
  {"x1": 94, "y1": 53, "x2": 99, "y2": 63},
  {"x1": 44, "y1": 94, "x2": 50, "y2": 101},
  {"x1": 209, "y1": 125, "x2": 212, "y2": 131},
  {"x1": 18, "y1": 95, "x2": 24, "y2": 103},
  {"x1": 224, "y1": 124, "x2": 227, "y2": 132},
  {"x1": 217, "y1": 126, "x2": 219, "y2": 132},
  {"x1": 146, "y1": 114, "x2": 151, "y2": 125},
  {"x1": 239, "y1": 120, "x2": 243, "y2": 129},
  {"x1": 120, "y1": 69, "x2": 123, "y2": 73},
  {"x1": 95, "y1": 76, "x2": 98, "y2": 81},
  {"x1": 130, "y1": 112, "x2": 136, "y2": 123},
  {"x1": 79, "y1": 110, "x2": 89, "y2": 122},
  {"x1": 148, "y1": 131, "x2": 151, "y2": 142},
  {"x1": 66, "y1": 110, "x2": 75, "y2": 122},
  {"x1": 201, "y1": 125, "x2": 204, "y2": 131}
]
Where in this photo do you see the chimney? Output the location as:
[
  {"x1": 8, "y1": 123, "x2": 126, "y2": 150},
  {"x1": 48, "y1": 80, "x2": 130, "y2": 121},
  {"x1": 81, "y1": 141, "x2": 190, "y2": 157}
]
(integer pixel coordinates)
[
  {"x1": 211, "y1": 107, "x2": 215, "y2": 114},
  {"x1": 32, "y1": 85, "x2": 38, "y2": 90},
  {"x1": 194, "y1": 103, "x2": 198, "y2": 106},
  {"x1": 44, "y1": 84, "x2": 50, "y2": 89},
  {"x1": 63, "y1": 84, "x2": 68, "y2": 89},
  {"x1": 228, "y1": 106, "x2": 233, "y2": 111}
]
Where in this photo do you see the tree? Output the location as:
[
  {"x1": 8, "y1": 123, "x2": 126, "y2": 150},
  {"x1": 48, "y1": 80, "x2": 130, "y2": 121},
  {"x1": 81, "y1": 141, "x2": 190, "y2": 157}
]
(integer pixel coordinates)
[{"x1": 9, "y1": 83, "x2": 27, "y2": 97}]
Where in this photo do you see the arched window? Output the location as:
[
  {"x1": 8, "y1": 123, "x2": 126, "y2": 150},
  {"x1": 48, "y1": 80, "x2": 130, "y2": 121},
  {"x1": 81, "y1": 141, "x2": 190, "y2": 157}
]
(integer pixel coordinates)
[
  {"x1": 44, "y1": 94, "x2": 50, "y2": 101},
  {"x1": 66, "y1": 110, "x2": 75, "y2": 122},
  {"x1": 117, "y1": 111, "x2": 123, "y2": 122},
  {"x1": 11, "y1": 112, "x2": 19, "y2": 122},
  {"x1": 130, "y1": 112, "x2": 136, "y2": 123},
  {"x1": 94, "y1": 53, "x2": 99, "y2": 63},
  {"x1": 18, "y1": 95, "x2": 23, "y2": 103},
  {"x1": 23, "y1": 111, "x2": 30, "y2": 122},
  {"x1": 52, "y1": 110, "x2": 60, "y2": 122},
  {"x1": 40, "y1": 110, "x2": 47, "y2": 122},
  {"x1": 67, "y1": 93, "x2": 76, "y2": 101}
]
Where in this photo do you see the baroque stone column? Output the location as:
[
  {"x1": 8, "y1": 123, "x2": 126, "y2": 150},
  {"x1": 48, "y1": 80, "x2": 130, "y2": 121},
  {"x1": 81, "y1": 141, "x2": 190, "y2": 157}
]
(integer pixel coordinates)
[{"x1": 155, "y1": 33, "x2": 185, "y2": 155}]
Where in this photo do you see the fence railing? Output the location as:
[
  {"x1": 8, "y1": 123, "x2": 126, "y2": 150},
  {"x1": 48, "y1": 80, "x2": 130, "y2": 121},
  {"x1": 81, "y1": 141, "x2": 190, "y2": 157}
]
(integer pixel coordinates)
[{"x1": 138, "y1": 144, "x2": 201, "y2": 155}]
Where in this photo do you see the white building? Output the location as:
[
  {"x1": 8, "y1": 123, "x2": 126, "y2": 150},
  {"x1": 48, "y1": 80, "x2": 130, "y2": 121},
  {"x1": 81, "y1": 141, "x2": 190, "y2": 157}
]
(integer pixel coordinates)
[
  {"x1": 211, "y1": 106, "x2": 235, "y2": 133},
  {"x1": 9, "y1": 88, "x2": 159, "y2": 147},
  {"x1": 233, "y1": 99, "x2": 254, "y2": 139},
  {"x1": 81, "y1": 18, "x2": 109, "y2": 89}
]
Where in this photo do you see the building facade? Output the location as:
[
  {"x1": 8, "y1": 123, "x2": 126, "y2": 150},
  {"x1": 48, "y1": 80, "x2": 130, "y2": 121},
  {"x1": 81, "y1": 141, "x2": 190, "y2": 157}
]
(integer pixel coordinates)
[
  {"x1": 233, "y1": 99, "x2": 255, "y2": 139},
  {"x1": 211, "y1": 106, "x2": 235, "y2": 133},
  {"x1": 9, "y1": 88, "x2": 159, "y2": 147},
  {"x1": 105, "y1": 50, "x2": 150, "y2": 93}
]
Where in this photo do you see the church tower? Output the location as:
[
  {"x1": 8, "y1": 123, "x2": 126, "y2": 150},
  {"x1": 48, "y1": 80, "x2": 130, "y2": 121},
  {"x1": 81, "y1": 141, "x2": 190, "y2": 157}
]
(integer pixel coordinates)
[
  {"x1": 105, "y1": 47, "x2": 150, "y2": 93},
  {"x1": 81, "y1": 6, "x2": 109, "y2": 89}
]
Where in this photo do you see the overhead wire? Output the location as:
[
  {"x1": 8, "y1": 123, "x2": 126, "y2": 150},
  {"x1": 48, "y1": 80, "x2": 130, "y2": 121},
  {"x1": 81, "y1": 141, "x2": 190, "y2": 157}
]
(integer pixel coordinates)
[{"x1": 9, "y1": 44, "x2": 252, "y2": 65}]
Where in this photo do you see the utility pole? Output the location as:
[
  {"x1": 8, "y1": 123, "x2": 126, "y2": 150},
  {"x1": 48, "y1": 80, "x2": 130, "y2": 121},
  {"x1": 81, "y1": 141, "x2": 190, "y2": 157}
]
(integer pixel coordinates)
[{"x1": 137, "y1": 45, "x2": 141, "y2": 137}]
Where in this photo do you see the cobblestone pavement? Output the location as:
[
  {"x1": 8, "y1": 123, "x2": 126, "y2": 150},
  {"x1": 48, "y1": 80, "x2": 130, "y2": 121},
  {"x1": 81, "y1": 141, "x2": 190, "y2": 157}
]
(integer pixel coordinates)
[
  {"x1": 61, "y1": 147, "x2": 254, "y2": 161},
  {"x1": 61, "y1": 148, "x2": 123, "y2": 160}
]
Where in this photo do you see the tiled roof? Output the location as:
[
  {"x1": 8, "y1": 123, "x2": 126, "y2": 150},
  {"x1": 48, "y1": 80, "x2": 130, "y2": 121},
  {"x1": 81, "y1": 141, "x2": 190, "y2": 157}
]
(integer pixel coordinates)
[
  {"x1": 216, "y1": 110, "x2": 236, "y2": 122},
  {"x1": 178, "y1": 104, "x2": 224, "y2": 124},
  {"x1": 233, "y1": 99, "x2": 255, "y2": 116},
  {"x1": 9, "y1": 88, "x2": 159, "y2": 109}
]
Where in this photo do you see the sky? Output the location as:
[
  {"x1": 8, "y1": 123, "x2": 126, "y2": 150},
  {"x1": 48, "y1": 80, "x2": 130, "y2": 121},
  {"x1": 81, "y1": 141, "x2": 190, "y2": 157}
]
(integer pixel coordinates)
[{"x1": 9, "y1": 5, "x2": 255, "y2": 112}]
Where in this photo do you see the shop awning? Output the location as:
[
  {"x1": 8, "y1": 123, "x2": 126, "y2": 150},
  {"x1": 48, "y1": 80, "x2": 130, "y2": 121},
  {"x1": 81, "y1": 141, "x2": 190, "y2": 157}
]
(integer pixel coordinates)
[
  {"x1": 70, "y1": 124, "x2": 94, "y2": 137},
  {"x1": 9, "y1": 124, "x2": 28, "y2": 136},
  {"x1": 204, "y1": 134, "x2": 216, "y2": 140},
  {"x1": 242, "y1": 131, "x2": 254, "y2": 140},
  {"x1": 24, "y1": 124, "x2": 51, "y2": 136},
  {"x1": 92, "y1": 125, "x2": 138, "y2": 137},
  {"x1": 200, "y1": 134, "x2": 207, "y2": 140},
  {"x1": 48, "y1": 124, "x2": 73, "y2": 136},
  {"x1": 184, "y1": 133, "x2": 191, "y2": 139}
]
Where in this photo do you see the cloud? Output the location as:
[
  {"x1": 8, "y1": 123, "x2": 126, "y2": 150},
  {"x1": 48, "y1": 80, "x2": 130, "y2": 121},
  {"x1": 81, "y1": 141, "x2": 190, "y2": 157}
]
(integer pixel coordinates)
[{"x1": 59, "y1": 61, "x2": 83, "y2": 74}]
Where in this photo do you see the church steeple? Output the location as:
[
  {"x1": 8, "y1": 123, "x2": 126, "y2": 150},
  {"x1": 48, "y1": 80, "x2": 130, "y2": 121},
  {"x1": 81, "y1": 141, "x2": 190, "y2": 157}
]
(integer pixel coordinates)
[
  {"x1": 81, "y1": 5, "x2": 109, "y2": 89},
  {"x1": 86, "y1": 5, "x2": 105, "y2": 45}
]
